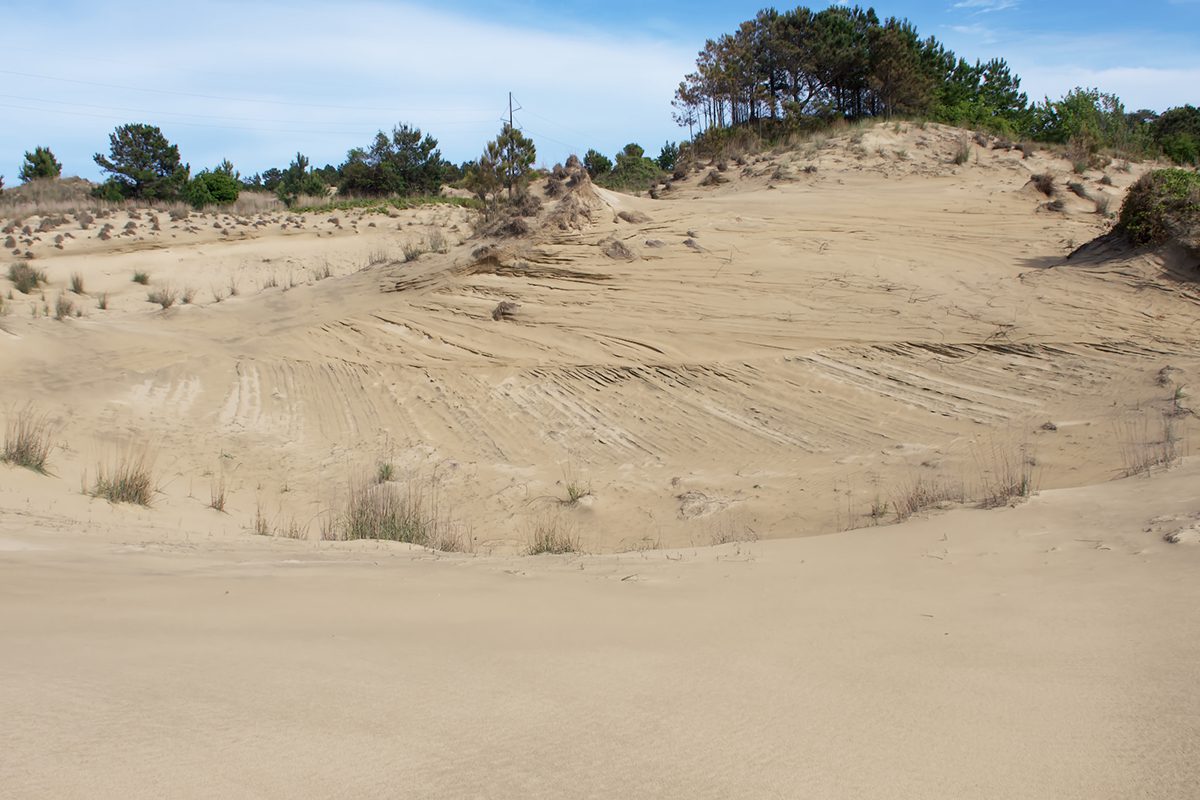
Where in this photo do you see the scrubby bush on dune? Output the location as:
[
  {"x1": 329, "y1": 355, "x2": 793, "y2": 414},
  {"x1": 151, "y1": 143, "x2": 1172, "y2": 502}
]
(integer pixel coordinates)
[
  {"x1": 1116, "y1": 168, "x2": 1200, "y2": 247},
  {"x1": 8, "y1": 261, "x2": 47, "y2": 294}
]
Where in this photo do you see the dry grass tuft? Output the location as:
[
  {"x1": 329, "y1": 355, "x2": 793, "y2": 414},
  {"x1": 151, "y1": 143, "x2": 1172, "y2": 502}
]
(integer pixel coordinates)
[
  {"x1": 93, "y1": 450, "x2": 155, "y2": 505},
  {"x1": 8, "y1": 262, "x2": 47, "y2": 294},
  {"x1": 2, "y1": 405, "x2": 54, "y2": 473},
  {"x1": 892, "y1": 475, "x2": 960, "y2": 521},
  {"x1": 132, "y1": 270, "x2": 150, "y2": 285},
  {"x1": 974, "y1": 439, "x2": 1037, "y2": 509},
  {"x1": 53, "y1": 293, "x2": 74, "y2": 321},
  {"x1": 331, "y1": 471, "x2": 466, "y2": 551},
  {"x1": 210, "y1": 476, "x2": 227, "y2": 512},
  {"x1": 69, "y1": 272, "x2": 85, "y2": 295},
  {"x1": 147, "y1": 286, "x2": 177, "y2": 309},
  {"x1": 526, "y1": 512, "x2": 579, "y2": 555}
]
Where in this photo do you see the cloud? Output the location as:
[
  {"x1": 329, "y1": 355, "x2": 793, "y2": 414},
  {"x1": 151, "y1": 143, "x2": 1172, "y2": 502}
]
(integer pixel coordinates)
[{"x1": 951, "y1": 0, "x2": 1020, "y2": 12}]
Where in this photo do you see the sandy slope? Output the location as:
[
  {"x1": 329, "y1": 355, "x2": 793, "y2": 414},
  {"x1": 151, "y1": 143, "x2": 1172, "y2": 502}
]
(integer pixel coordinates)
[
  {"x1": 2, "y1": 122, "x2": 1196, "y2": 550},
  {"x1": 3, "y1": 461, "x2": 1199, "y2": 799}
]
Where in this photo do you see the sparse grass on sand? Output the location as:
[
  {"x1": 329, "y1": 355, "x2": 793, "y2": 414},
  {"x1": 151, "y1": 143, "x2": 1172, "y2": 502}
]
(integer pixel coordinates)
[
  {"x1": 147, "y1": 286, "x2": 177, "y2": 309},
  {"x1": 526, "y1": 512, "x2": 579, "y2": 555},
  {"x1": 8, "y1": 262, "x2": 47, "y2": 294},
  {"x1": 333, "y1": 472, "x2": 465, "y2": 551},
  {"x1": 93, "y1": 450, "x2": 155, "y2": 505},
  {"x1": 2, "y1": 405, "x2": 54, "y2": 473}
]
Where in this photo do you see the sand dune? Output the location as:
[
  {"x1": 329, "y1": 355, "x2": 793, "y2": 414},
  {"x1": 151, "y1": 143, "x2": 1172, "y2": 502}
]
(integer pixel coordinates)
[{"x1": 3, "y1": 121, "x2": 1199, "y2": 797}]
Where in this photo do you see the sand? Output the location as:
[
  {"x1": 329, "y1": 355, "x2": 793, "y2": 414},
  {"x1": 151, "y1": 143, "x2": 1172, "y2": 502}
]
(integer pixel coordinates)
[{"x1": 2, "y1": 121, "x2": 1199, "y2": 797}]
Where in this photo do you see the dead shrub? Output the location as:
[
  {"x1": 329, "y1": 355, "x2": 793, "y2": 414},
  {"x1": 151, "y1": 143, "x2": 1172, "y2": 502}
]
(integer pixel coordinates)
[
  {"x1": 1031, "y1": 173, "x2": 1056, "y2": 196},
  {"x1": 492, "y1": 300, "x2": 519, "y2": 321}
]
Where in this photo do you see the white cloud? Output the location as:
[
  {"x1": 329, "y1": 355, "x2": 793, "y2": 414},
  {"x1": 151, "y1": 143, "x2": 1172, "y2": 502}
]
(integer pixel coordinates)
[{"x1": 951, "y1": 0, "x2": 1020, "y2": 13}]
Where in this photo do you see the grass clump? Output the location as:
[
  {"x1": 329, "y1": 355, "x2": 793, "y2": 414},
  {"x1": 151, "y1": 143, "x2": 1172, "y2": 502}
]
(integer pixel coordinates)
[
  {"x1": 147, "y1": 286, "x2": 177, "y2": 309},
  {"x1": 8, "y1": 262, "x2": 47, "y2": 294},
  {"x1": 132, "y1": 270, "x2": 150, "y2": 285},
  {"x1": 526, "y1": 513, "x2": 579, "y2": 555},
  {"x1": 1115, "y1": 168, "x2": 1200, "y2": 247},
  {"x1": 1031, "y1": 173, "x2": 1056, "y2": 197},
  {"x1": 2, "y1": 406, "x2": 54, "y2": 473},
  {"x1": 93, "y1": 451, "x2": 155, "y2": 505},
  {"x1": 53, "y1": 293, "x2": 74, "y2": 320},
  {"x1": 952, "y1": 138, "x2": 971, "y2": 165},
  {"x1": 69, "y1": 272, "x2": 85, "y2": 294},
  {"x1": 335, "y1": 472, "x2": 464, "y2": 551}
]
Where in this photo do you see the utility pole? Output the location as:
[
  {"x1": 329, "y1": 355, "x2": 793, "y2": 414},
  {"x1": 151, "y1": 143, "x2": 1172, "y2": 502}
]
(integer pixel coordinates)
[{"x1": 507, "y1": 92, "x2": 515, "y2": 199}]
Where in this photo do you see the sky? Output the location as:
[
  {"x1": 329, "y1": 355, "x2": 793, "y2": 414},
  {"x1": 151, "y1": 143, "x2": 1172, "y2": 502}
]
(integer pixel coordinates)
[{"x1": 1, "y1": 0, "x2": 1197, "y2": 184}]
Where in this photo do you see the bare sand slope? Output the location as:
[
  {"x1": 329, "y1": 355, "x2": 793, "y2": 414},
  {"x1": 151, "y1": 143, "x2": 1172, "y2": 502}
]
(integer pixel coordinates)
[
  {"x1": 3, "y1": 460, "x2": 1199, "y2": 799},
  {"x1": 2, "y1": 122, "x2": 1196, "y2": 549}
]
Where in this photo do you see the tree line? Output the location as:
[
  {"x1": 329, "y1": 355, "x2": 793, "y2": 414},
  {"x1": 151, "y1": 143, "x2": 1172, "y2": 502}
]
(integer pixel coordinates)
[
  {"x1": 2, "y1": 120, "x2": 540, "y2": 209},
  {"x1": 672, "y1": 4, "x2": 1199, "y2": 166}
]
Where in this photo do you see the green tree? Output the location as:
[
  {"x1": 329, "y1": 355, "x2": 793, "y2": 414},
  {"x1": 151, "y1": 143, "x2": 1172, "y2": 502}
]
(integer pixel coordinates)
[
  {"x1": 276, "y1": 153, "x2": 328, "y2": 205},
  {"x1": 19, "y1": 146, "x2": 63, "y2": 182},
  {"x1": 478, "y1": 123, "x2": 536, "y2": 199},
  {"x1": 339, "y1": 124, "x2": 444, "y2": 197},
  {"x1": 93, "y1": 124, "x2": 190, "y2": 200},
  {"x1": 656, "y1": 142, "x2": 680, "y2": 171},
  {"x1": 186, "y1": 168, "x2": 241, "y2": 209},
  {"x1": 583, "y1": 149, "x2": 613, "y2": 178},
  {"x1": 1155, "y1": 105, "x2": 1200, "y2": 165}
]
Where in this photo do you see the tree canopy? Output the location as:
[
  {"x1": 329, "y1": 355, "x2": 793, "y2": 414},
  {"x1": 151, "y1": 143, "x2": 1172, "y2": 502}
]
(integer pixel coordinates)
[
  {"x1": 339, "y1": 124, "x2": 445, "y2": 197},
  {"x1": 19, "y1": 146, "x2": 62, "y2": 182},
  {"x1": 93, "y1": 124, "x2": 190, "y2": 200}
]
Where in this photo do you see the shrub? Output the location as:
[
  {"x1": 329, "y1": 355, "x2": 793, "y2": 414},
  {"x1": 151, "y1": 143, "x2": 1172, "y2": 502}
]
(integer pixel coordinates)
[
  {"x1": 1116, "y1": 168, "x2": 1200, "y2": 246},
  {"x1": 2, "y1": 405, "x2": 54, "y2": 472},
  {"x1": 69, "y1": 272, "x2": 85, "y2": 294},
  {"x1": 93, "y1": 450, "x2": 154, "y2": 505},
  {"x1": 147, "y1": 286, "x2": 177, "y2": 308},
  {"x1": 8, "y1": 261, "x2": 47, "y2": 294},
  {"x1": 1031, "y1": 173, "x2": 1056, "y2": 196},
  {"x1": 186, "y1": 169, "x2": 240, "y2": 209}
]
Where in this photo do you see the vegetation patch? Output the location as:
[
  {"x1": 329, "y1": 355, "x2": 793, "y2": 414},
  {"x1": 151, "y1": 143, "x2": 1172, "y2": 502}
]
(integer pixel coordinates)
[
  {"x1": 93, "y1": 451, "x2": 155, "y2": 505},
  {"x1": 1115, "y1": 168, "x2": 1200, "y2": 247},
  {"x1": 8, "y1": 262, "x2": 47, "y2": 294},
  {"x1": 2, "y1": 406, "x2": 54, "y2": 473}
]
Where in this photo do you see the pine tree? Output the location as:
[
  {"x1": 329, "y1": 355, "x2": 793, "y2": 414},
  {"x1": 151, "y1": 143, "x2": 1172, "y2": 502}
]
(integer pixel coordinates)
[{"x1": 19, "y1": 146, "x2": 63, "y2": 182}]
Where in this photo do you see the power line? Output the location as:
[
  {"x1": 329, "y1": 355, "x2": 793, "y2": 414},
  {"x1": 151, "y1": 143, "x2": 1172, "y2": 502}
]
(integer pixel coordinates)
[
  {"x1": 0, "y1": 69, "x2": 481, "y2": 114},
  {"x1": 0, "y1": 93, "x2": 496, "y2": 129}
]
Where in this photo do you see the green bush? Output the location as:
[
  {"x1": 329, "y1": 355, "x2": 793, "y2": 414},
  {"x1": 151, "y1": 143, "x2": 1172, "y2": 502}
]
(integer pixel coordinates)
[
  {"x1": 1161, "y1": 133, "x2": 1199, "y2": 167},
  {"x1": 186, "y1": 169, "x2": 240, "y2": 208},
  {"x1": 1116, "y1": 168, "x2": 1200, "y2": 246},
  {"x1": 596, "y1": 144, "x2": 665, "y2": 193}
]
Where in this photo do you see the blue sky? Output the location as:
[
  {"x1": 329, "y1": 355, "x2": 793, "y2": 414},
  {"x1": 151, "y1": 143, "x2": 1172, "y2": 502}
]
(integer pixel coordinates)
[{"x1": 1, "y1": 0, "x2": 1196, "y2": 185}]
